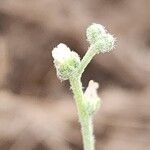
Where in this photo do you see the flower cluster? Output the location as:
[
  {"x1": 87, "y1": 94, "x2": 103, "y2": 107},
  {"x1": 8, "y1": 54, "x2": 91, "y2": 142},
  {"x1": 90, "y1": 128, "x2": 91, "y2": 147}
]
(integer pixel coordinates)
[
  {"x1": 52, "y1": 43, "x2": 80, "y2": 80},
  {"x1": 86, "y1": 23, "x2": 116, "y2": 53}
]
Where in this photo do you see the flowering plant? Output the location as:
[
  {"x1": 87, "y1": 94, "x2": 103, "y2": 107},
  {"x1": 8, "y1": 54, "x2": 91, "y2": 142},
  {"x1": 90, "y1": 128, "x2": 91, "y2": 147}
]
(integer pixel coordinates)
[{"x1": 52, "y1": 23, "x2": 116, "y2": 150}]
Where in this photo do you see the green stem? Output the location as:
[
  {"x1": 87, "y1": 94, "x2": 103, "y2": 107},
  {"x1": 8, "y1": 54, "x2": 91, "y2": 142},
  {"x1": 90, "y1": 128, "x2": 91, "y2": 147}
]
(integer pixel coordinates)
[
  {"x1": 69, "y1": 76, "x2": 95, "y2": 150},
  {"x1": 81, "y1": 116, "x2": 94, "y2": 150},
  {"x1": 78, "y1": 46, "x2": 96, "y2": 76}
]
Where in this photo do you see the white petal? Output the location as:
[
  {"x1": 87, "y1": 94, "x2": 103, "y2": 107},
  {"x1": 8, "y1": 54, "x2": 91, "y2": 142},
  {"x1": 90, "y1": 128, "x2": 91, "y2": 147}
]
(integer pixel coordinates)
[{"x1": 52, "y1": 43, "x2": 71, "y2": 63}]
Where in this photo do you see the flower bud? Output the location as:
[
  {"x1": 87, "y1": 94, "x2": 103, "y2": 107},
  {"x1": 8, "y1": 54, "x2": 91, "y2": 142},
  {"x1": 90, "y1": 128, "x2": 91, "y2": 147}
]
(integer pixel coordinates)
[
  {"x1": 93, "y1": 33, "x2": 116, "y2": 54},
  {"x1": 86, "y1": 23, "x2": 116, "y2": 53},
  {"x1": 52, "y1": 43, "x2": 80, "y2": 80},
  {"x1": 84, "y1": 80, "x2": 101, "y2": 115},
  {"x1": 86, "y1": 23, "x2": 106, "y2": 44}
]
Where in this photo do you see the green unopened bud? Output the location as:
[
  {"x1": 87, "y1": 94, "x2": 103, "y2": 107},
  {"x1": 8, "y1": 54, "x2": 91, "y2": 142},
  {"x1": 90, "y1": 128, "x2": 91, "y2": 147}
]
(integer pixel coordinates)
[
  {"x1": 86, "y1": 23, "x2": 116, "y2": 54},
  {"x1": 86, "y1": 23, "x2": 106, "y2": 44},
  {"x1": 52, "y1": 43, "x2": 80, "y2": 80},
  {"x1": 84, "y1": 80, "x2": 101, "y2": 115},
  {"x1": 93, "y1": 33, "x2": 116, "y2": 53}
]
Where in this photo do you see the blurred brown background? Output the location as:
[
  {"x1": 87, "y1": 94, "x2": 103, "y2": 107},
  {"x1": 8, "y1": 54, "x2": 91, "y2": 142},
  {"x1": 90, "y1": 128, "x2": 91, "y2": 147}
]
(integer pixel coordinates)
[{"x1": 0, "y1": 0, "x2": 150, "y2": 150}]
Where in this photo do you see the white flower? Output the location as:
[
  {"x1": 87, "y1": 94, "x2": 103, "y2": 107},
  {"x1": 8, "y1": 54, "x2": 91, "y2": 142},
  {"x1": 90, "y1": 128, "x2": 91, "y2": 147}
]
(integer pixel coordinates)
[
  {"x1": 52, "y1": 43, "x2": 80, "y2": 80},
  {"x1": 52, "y1": 43, "x2": 72, "y2": 63}
]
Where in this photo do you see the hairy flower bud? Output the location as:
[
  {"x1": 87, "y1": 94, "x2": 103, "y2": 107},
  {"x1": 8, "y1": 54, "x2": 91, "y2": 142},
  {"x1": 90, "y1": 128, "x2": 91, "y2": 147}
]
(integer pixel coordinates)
[
  {"x1": 86, "y1": 23, "x2": 106, "y2": 44},
  {"x1": 52, "y1": 43, "x2": 80, "y2": 80},
  {"x1": 93, "y1": 33, "x2": 115, "y2": 53},
  {"x1": 86, "y1": 23, "x2": 116, "y2": 53}
]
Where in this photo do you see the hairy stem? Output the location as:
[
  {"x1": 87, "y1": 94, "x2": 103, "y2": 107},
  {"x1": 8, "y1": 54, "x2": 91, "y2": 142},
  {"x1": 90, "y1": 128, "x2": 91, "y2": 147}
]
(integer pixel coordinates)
[
  {"x1": 69, "y1": 76, "x2": 95, "y2": 150},
  {"x1": 78, "y1": 46, "x2": 96, "y2": 75}
]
